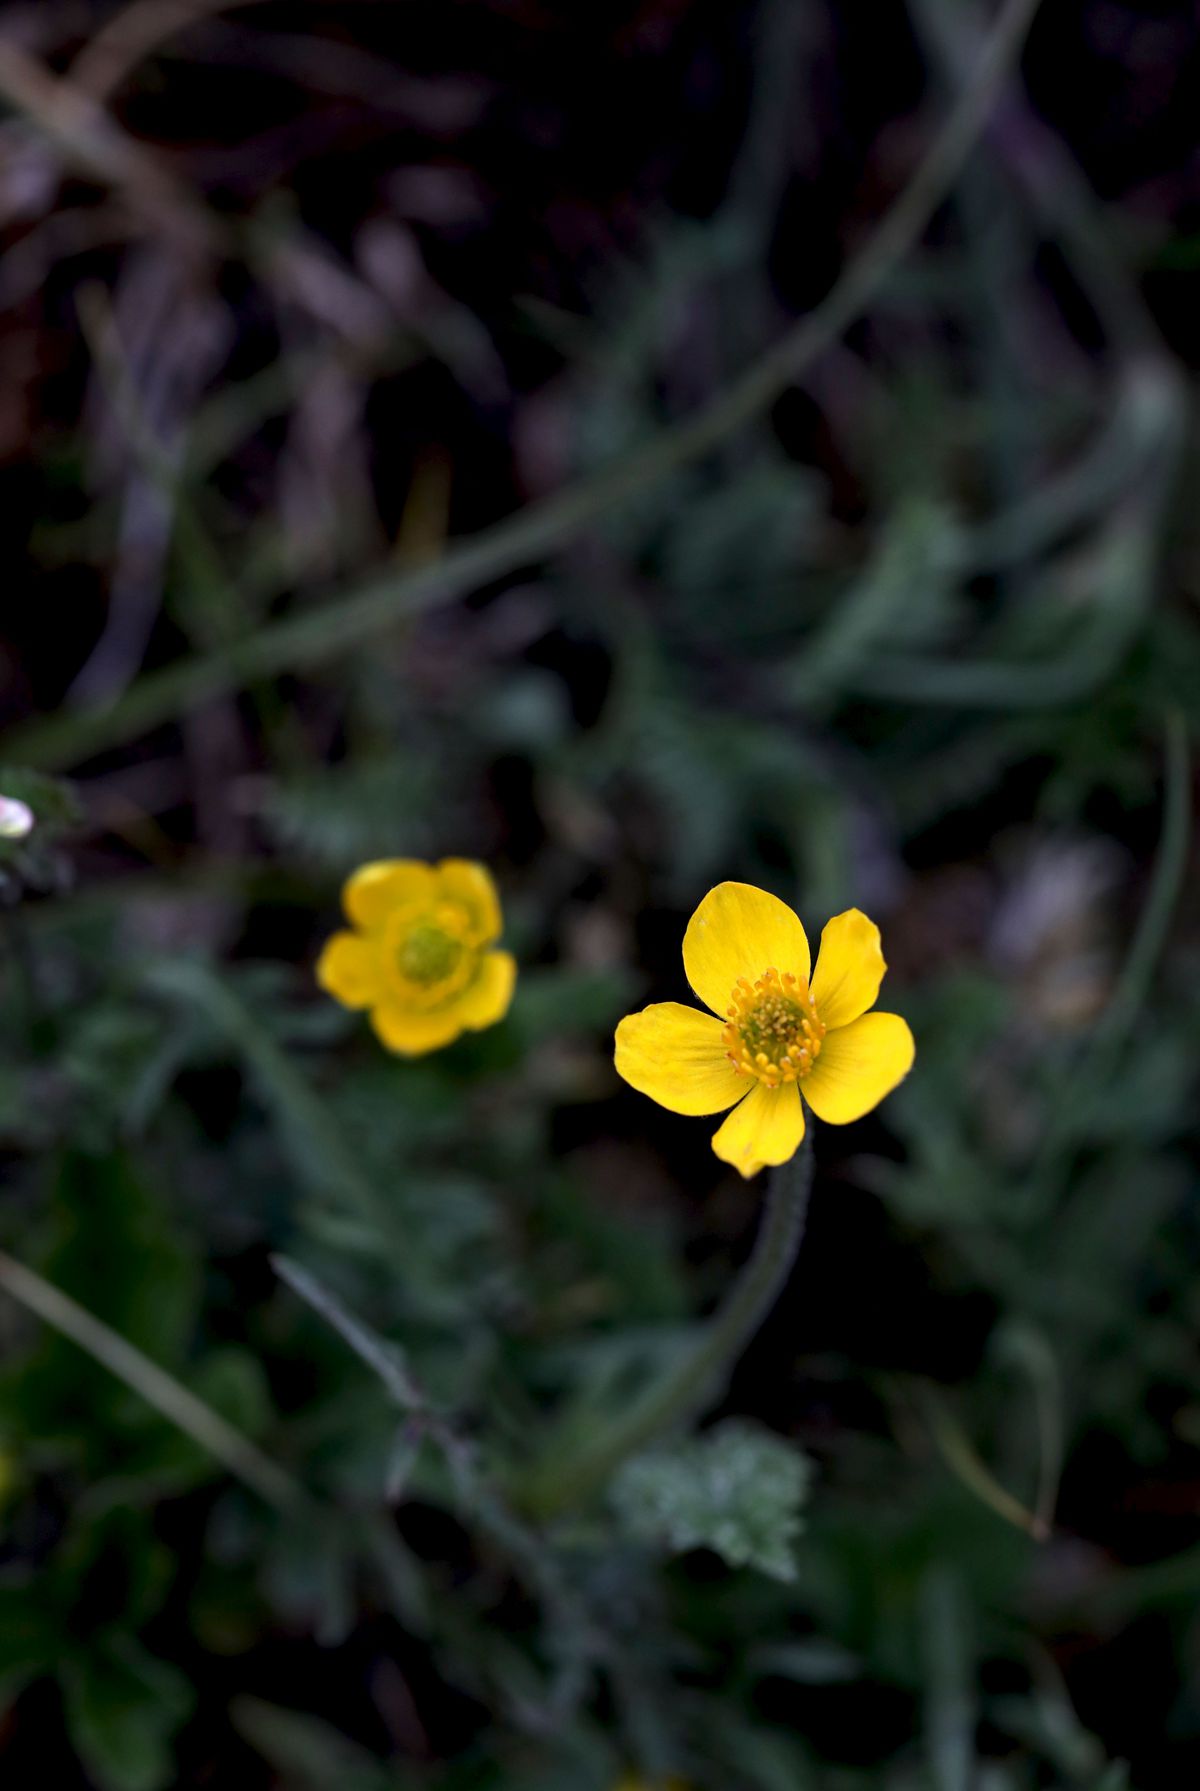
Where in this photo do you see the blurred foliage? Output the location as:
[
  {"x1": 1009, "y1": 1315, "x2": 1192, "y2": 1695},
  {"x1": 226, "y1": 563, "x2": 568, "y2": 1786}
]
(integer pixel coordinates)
[{"x1": 2, "y1": 0, "x2": 1200, "y2": 1788}]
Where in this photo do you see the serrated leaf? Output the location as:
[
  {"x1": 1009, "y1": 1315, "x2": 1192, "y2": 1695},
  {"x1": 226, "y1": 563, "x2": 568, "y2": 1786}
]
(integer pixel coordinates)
[{"x1": 612, "y1": 1420, "x2": 813, "y2": 1583}]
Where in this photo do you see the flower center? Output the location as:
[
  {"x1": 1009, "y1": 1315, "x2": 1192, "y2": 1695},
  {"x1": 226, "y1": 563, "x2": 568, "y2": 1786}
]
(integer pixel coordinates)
[
  {"x1": 722, "y1": 968, "x2": 826, "y2": 1089},
  {"x1": 397, "y1": 922, "x2": 463, "y2": 986}
]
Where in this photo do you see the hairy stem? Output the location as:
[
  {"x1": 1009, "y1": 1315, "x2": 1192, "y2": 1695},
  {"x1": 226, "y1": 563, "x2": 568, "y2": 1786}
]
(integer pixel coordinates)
[{"x1": 523, "y1": 1130, "x2": 815, "y2": 1519}]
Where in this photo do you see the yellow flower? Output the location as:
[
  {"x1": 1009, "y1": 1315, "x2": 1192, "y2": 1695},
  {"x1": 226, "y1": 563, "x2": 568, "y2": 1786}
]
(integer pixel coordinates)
[
  {"x1": 615, "y1": 882, "x2": 914, "y2": 1178},
  {"x1": 316, "y1": 858, "x2": 516, "y2": 1056}
]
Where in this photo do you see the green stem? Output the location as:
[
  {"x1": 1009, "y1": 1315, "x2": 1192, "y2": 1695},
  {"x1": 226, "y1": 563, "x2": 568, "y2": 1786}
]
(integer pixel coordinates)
[
  {"x1": 1089, "y1": 708, "x2": 1190, "y2": 1057},
  {"x1": 524, "y1": 1130, "x2": 815, "y2": 1519},
  {"x1": 1032, "y1": 707, "x2": 1190, "y2": 1183},
  {"x1": 0, "y1": 1247, "x2": 307, "y2": 1514}
]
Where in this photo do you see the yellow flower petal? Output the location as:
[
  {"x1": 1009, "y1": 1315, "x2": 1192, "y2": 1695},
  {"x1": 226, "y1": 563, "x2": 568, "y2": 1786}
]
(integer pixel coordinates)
[
  {"x1": 456, "y1": 950, "x2": 517, "y2": 1030},
  {"x1": 315, "y1": 932, "x2": 381, "y2": 1009},
  {"x1": 436, "y1": 858, "x2": 503, "y2": 944},
  {"x1": 810, "y1": 908, "x2": 886, "y2": 1031},
  {"x1": 682, "y1": 882, "x2": 811, "y2": 1017},
  {"x1": 801, "y1": 1011, "x2": 914, "y2": 1124},
  {"x1": 370, "y1": 1002, "x2": 465, "y2": 1057},
  {"x1": 343, "y1": 860, "x2": 436, "y2": 931},
  {"x1": 615, "y1": 1003, "x2": 747, "y2": 1115},
  {"x1": 711, "y1": 1080, "x2": 805, "y2": 1179}
]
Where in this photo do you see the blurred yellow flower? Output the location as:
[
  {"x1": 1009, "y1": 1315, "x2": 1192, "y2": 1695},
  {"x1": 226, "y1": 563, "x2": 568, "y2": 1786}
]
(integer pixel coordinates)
[
  {"x1": 615, "y1": 882, "x2": 914, "y2": 1178},
  {"x1": 317, "y1": 858, "x2": 516, "y2": 1056}
]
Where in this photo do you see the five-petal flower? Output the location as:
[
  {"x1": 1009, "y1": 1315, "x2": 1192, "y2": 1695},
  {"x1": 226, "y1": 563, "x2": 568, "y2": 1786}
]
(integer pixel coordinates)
[
  {"x1": 317, "y1": 857, "x2": 516, "y2": 1056},
  {"x1": 615, "y1": 882, "x2": 914, "y2": 1177}
]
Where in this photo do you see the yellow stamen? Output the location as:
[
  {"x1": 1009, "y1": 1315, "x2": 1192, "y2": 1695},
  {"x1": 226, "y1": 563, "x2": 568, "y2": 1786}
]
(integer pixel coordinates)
[{"x1": 721, "y1": 969, "x2": 826, "y2": 1088}]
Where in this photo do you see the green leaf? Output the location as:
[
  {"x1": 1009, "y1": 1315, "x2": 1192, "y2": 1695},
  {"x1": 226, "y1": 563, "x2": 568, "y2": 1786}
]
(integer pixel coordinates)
[
  {"x1": 611, "y1": 1420, "x2": 813, "y2": 1583},
  {"x1": 56, "y1": 1505, "x2": 176, "y2": 1641},
  {"x1": 62, "y1": 1638, "x2": 193, "y2": 1791},
  {"x1": 231, "y1": 1696, "x2": 403, "y2": 1790},
  {"x1": 58, "y1": 1002, "x2": 195, "y2": 1146},
  {"x1": 6, "y1": 1152, "x2": 199, "y2": 1462},
  {"x1": 509, "y1": 965, "x2": 637, "y2": 1044}
]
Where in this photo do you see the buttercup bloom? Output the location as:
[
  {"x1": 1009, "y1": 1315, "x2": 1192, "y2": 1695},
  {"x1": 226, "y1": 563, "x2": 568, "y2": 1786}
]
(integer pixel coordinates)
[
  {"x1": 615, "y1": 882, "x2": 914, "y2": 1178},
  {"x1": 317, "y1": 858, "x2": 516, "y2": 1056}
]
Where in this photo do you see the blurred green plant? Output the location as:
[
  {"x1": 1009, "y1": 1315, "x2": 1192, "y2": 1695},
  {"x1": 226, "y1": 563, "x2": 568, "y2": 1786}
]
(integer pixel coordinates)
[{"x1": 3, "y1": 0, "x2": 1200, "y2": 1783}]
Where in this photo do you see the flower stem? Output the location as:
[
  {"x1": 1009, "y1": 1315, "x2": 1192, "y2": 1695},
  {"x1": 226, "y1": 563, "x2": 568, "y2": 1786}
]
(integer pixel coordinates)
[{"x1": 522, "y1": 1129, "x2": 815, "y2": 1519}]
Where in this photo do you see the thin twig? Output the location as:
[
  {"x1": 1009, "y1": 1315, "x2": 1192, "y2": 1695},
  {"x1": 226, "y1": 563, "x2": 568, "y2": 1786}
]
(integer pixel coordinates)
[
  {"x1": 272, "y1": 1254, "x2": 424, "y2": 1413},
  {"x1": 8, "y1": 0, "x2": 1045, "y2": 771},
  {"x1": 0, "y1": 35, "x2": 218, "y2": 254}
]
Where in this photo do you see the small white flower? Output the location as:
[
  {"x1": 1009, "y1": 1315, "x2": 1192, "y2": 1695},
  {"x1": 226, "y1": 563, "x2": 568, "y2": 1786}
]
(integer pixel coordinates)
[{"x1": 0, "y1": 796, "x2": 34, "y2": 840}]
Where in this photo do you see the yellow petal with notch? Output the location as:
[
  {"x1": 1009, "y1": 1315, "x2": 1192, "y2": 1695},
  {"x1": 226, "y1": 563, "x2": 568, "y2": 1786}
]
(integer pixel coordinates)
[
  {"x1": 810, "y1": 908, "x2": 887, "y2": 1031},
  {"x1": 711, "y1": 1080, "x2": 805, "y2": 1178},
  {"x1": 682, "y1": 882, "x2": 811, "y2": 1017}
]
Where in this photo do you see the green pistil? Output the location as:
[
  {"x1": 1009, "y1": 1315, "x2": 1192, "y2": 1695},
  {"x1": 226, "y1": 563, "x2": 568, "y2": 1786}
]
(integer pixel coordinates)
[
  {"x1": 398, "y1": 923, "x2": 463, "y2": 986},
  {"x1": 738, "y1": 994, "x2": 806, "y2": 1058}
]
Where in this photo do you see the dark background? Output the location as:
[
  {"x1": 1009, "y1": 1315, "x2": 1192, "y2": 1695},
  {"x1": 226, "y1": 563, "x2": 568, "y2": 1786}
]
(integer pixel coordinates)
[{"x1": 1, "y1": 2, "x2": 1199, "y2": 1788}]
